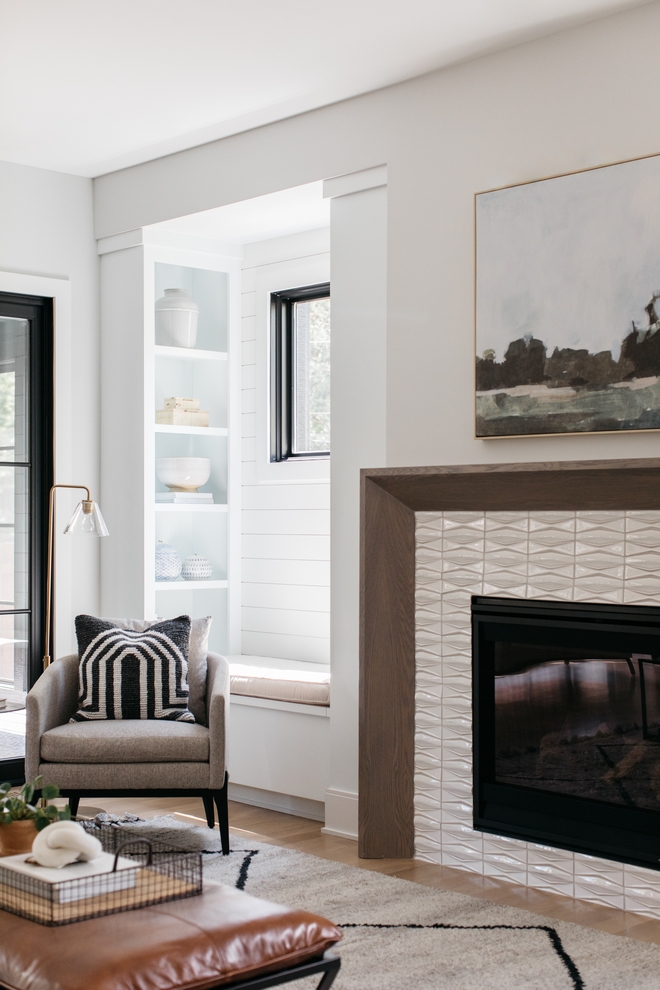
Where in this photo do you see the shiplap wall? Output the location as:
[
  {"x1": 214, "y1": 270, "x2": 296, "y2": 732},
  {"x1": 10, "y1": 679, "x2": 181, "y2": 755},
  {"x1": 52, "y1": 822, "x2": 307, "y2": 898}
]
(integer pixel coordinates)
[{"x1": 240, "y1": 228, "x2": 331, "y2": 664}]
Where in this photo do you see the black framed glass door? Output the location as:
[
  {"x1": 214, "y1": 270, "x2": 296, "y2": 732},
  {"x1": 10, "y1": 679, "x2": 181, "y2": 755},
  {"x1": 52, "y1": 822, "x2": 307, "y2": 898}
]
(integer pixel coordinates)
[{"x1": 0, "y1": 293, "x2": 53, "y2": 782}]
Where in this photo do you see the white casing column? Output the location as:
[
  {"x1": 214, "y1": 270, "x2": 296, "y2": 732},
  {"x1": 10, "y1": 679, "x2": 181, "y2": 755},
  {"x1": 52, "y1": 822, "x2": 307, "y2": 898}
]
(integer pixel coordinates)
[{"x1": 323, "y1": 166, "x2": 387, "y2": 839}]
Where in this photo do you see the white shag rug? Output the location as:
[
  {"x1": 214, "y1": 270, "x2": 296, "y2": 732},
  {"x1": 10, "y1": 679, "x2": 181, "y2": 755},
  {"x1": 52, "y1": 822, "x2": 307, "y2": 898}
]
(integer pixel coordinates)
[{"x1": 92, "y1": 815, "x2": 660, "y2": 990}]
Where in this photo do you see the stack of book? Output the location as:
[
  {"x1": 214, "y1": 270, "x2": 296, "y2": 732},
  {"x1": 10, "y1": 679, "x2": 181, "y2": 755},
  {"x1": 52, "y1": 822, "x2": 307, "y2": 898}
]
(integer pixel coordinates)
[
  {"x1": 0, "y1": 841, "x2": 202, "y2": 925},
  {"x1": 156, "y1": 396, "x2": 209, "y2": 427},
  {"x1": 0, "y1": 852, "x2": 138, "y2": 904},
  {"x1": 156, "y1": 492, "x2": 214, "y2": 505}
]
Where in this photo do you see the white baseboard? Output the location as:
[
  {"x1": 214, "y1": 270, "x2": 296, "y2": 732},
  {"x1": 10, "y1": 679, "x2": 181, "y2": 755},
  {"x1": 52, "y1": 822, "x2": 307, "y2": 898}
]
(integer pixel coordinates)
[
  {"x1": 320, "y1": 826, "x2": 358, "y2": 840},
  {"x1": 228, "y1": 782, "x2": 325, "y2": 822},
  {"x1": 322, "y1": 787, "x2": 358, "y2": 840}
]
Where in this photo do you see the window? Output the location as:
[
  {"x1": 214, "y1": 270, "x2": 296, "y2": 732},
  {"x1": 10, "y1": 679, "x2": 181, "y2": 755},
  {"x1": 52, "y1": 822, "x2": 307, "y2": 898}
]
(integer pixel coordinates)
[
  {"x1": 270, "y1": 283, "x2": 330, "y2": 461},
  {"x1": 0, "y1": 292, "x2": 53, "y2": 779}
]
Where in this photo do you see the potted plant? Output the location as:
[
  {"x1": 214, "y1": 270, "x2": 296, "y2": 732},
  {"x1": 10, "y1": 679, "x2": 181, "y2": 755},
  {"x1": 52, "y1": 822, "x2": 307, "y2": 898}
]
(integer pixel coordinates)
[{"x1": 0, "y1": 777, "x2": 71, "y2": 856}]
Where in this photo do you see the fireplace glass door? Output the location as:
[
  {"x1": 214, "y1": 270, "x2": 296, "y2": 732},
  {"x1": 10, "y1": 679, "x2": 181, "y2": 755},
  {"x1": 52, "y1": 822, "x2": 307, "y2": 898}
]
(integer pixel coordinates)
[
  {"x1": 494, "y1": 643, "x2": 660, "y2": 811},
  {"x1": 473, "y1": 597, "x2": 660, "y2": 869}
]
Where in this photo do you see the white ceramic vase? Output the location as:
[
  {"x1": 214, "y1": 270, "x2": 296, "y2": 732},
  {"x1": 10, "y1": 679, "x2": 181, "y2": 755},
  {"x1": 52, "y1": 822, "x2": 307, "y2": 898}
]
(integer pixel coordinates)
[
  {"x1": 155, "y1": 288, "x2": 199, "y2": 348},
  {"x1": 155, "y1": 541, "x2": 182, "y2": 581},
  {"x1": 181, "y1": 554, "x2": 212, "y2": 581}
]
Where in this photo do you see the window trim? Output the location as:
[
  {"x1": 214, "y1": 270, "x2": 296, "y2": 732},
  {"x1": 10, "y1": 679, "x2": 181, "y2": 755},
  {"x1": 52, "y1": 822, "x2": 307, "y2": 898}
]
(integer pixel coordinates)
[
  {"x1": 0, "y1": 291, "x2": 53, "y2": 781},
  {"x1": 253, "y1": 242, "x2": 330, "y2": 486},
  {"x1": 270, "y1": 282, "x2": 330, "y2": 462}
]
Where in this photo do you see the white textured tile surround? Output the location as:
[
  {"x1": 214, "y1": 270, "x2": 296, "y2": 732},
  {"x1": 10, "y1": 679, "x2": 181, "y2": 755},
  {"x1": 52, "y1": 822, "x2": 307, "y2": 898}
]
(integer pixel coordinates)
[{"x1": 415, "y1": 510, "x2": 660, "y2": 919}]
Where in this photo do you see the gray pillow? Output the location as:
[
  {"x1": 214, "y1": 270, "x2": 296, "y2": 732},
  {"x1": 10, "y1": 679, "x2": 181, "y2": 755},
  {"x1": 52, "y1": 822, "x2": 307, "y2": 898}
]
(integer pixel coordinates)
[{"x1": 102, "y1": 615, "x2": 212, "y2": 725}]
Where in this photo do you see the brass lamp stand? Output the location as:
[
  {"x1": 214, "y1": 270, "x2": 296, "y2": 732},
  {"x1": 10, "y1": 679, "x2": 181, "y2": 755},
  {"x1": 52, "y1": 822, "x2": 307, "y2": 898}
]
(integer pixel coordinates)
[{"x1": 43, "y1": 485, "x2": 109, "y2": 670}]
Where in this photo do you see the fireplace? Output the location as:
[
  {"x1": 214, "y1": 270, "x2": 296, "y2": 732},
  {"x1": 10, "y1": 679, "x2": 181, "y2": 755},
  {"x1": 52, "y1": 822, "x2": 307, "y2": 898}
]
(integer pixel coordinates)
[
  {"x1": 473, "y1": 595, "x2": 660, "y2": 869},
  {"x1": 360, "y1": 459, "x2": 660, "y2": 915},
  {"x1": 359, "y1": 457, "x2": 660, "y2": 862}
]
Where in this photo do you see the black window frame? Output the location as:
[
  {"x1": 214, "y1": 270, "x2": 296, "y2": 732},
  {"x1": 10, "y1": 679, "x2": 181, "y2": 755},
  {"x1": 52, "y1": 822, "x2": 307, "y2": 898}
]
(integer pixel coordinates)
[
  {"x1": 270, "y1": 282, "x2": 330, "y2": 462},
  {"x1": 0, "y1": 292, "x2": 54, "y2": 782}
]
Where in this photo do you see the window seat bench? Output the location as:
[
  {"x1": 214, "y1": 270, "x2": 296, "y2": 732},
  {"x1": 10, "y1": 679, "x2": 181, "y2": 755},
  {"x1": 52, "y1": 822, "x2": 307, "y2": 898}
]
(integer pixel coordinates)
[
  {"x1": 227, "y1": 656, "x2": 330, "y2": 708},
  {"x1": 224, "y1": 656, "x2": 330, "y2": 814},
  {"x1": 228, "y1": 662, "x2": 330, "y2": 708}
]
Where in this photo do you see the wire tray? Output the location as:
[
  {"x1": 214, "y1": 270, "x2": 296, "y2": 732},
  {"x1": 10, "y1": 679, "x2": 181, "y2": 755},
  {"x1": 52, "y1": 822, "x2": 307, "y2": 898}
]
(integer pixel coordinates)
[{"x1": 0, "y1": 827, "x2": 202, "y2": 926}]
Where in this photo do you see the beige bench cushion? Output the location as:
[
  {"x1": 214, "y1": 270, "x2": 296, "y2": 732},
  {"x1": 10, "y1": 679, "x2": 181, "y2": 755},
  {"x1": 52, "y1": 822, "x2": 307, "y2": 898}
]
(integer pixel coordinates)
[
  {"x1": 229, "y1": 663, "x2": 330, "y2": 706},
  {"x1": 41, "y1": 720, "x2": 209, "y2": 763}
]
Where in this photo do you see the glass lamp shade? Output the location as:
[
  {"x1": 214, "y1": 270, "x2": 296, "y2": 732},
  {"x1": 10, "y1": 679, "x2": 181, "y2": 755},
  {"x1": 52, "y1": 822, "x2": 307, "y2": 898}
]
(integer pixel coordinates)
[{"x1": 64, "y1": 500, "x2": 109, "y2": 537}]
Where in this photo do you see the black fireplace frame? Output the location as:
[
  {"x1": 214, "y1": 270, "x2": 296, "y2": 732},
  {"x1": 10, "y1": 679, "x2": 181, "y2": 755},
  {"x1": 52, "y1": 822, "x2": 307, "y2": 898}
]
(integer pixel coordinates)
[{"x1": 472, "y1": 595, "x2": 660, "y2": 870}]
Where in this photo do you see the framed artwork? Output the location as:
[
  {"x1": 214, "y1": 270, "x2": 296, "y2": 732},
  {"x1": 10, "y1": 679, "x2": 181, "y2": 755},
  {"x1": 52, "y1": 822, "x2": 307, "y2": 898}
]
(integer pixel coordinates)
[{"x1": 475, "y1": 153, "x2": 660, "y2": 438}]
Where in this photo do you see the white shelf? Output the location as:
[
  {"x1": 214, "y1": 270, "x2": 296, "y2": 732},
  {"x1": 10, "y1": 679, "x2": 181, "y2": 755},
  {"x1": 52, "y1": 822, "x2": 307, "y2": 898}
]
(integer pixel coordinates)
[
  {"x1": 155, "y1": 580, "x2": 228, "y2": 591},
  {"x1": 155, "y1": 345, "x2": 227, "y2": 361},
  {"x1": 99, "y1": 245, "x2": 242, "y2": 656},
  {"x1": 155, "y1": 502, "x2": 228, "y2": 513},
  {"x1": 154, "y1": 425, "x2": 228, "y2": 436}
]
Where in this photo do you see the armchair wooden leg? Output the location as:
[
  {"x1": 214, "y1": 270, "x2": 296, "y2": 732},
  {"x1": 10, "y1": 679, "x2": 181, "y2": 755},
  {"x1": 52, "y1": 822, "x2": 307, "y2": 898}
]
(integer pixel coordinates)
[
  {"x1": 202, "y1": 793, "x2": 215, "y2": 829},
  {"x1": 68, "y1": 795, "x2": 80, "y2": 819},
  {"x1": 213, "y1": 773, "x2": 230, "y2": 855}
]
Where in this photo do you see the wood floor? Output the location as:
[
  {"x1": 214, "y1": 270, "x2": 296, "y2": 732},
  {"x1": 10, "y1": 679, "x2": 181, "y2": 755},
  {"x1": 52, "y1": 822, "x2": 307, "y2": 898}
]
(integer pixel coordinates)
[{"x1": 92, "y1": 794, "x2": 660, "y2": 946}]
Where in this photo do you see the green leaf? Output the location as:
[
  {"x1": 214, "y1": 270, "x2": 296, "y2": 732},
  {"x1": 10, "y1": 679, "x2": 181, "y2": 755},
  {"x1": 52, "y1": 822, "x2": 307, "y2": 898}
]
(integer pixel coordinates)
[
  {"x1": 35, "y1": 817, "x2": 51, "y2": 831},
  {"x1": 59, "y1": 806, "x2": 72, "y2": 821},
  {"x1": 0, "y1": 777, "x2": 68, "y2": 823}
]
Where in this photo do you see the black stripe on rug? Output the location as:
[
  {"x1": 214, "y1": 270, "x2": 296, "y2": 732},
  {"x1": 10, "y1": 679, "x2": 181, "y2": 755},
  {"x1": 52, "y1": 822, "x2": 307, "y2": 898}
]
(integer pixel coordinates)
[
  {"x1": 338, "y1": 922, "x2": 584, "y2": 990},
  {"x1": 235, "y1": 850, "x2": 260, "y2": 890},
  {"x1": 201, "y1": 845, "x2": 583, "y2": 989},
  {"x1": 199, "y1": 846, "x2": 261, "y2": 889}
]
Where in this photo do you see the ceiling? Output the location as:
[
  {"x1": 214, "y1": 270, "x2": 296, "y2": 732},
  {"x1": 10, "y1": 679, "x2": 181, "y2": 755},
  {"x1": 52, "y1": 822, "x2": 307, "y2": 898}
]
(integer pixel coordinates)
[
  {"x1": 151, "y1": 182, "x2": 329, "y2": 245},
  {"x1": 0, "y1": 0, "x2": 650, "y2": 178}
]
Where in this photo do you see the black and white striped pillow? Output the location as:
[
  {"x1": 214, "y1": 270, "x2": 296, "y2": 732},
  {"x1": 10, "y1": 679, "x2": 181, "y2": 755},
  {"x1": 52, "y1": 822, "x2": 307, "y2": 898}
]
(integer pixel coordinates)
[{"x1": 71, "y1": 614, "x2": 195, "y2": 722}]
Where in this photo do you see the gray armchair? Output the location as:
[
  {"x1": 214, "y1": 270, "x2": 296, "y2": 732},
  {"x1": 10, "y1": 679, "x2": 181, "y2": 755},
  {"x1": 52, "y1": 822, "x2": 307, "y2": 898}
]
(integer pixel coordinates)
[{"x1": 25, "y1": 652, "x2": 230, "y2": 854}]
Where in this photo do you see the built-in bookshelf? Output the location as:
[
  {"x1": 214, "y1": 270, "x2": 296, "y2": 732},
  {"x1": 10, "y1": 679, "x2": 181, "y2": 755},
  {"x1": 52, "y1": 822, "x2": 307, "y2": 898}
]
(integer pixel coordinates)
[{"x1": 99, "y1": 234, "x2": 241, "y2": 655}]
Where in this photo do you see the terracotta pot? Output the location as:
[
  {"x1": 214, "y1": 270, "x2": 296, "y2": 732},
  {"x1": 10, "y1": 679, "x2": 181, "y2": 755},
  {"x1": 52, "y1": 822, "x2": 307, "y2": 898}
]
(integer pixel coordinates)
[{"x1": 0, "y1": 820, "x2": 38, "y2": 856}]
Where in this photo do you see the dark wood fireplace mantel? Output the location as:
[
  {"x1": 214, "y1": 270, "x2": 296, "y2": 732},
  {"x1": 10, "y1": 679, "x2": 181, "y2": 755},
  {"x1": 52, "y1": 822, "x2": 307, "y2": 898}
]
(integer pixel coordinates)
[{"x1": 359, "y1": 457, "x2": 660, "y2": 859}]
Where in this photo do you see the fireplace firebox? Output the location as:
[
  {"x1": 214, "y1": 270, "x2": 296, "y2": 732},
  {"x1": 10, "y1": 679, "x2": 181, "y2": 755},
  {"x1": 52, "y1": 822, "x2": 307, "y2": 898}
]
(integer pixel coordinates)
[{"x1": 472, "y1": 596, "x2": 660, "y2": 869}]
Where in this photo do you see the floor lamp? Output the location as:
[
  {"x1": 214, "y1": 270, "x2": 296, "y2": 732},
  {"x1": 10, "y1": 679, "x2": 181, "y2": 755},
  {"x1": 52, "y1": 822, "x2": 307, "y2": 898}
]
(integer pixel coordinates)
[{"x1": 43, "y1": 485, "x2": 109, "y2": 670}]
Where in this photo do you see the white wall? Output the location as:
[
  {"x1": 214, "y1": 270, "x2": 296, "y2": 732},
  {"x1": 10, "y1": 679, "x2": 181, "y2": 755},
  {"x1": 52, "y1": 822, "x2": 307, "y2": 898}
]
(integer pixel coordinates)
[
  {"x1": 0, "y1": 160, "x2": 100, "y2": 656},
  {"x1": 240, "y1": 228, "x2": 331, "y2": 664},
  {"x1": 93, "y1": 1, "x2": 660, "y2": 836}
]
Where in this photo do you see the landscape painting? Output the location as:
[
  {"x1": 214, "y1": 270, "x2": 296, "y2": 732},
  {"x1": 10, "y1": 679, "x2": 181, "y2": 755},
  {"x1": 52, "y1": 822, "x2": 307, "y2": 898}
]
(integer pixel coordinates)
[{"x1": 475, "y1": 154, "x2": 660, "y2": 437}]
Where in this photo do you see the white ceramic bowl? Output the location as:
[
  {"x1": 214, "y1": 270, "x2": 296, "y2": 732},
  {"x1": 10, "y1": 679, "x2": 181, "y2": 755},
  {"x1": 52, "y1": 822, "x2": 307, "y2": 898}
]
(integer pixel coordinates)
[{"x1": 156, "y1": 457, "x2": 211, "y2": 492}]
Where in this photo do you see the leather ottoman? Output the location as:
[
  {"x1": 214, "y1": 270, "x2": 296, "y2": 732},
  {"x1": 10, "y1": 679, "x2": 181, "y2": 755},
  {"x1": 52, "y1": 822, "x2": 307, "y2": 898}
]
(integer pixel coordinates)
[{"x1": 0, "y1": 880, "x2": 342, "y2": 990}]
